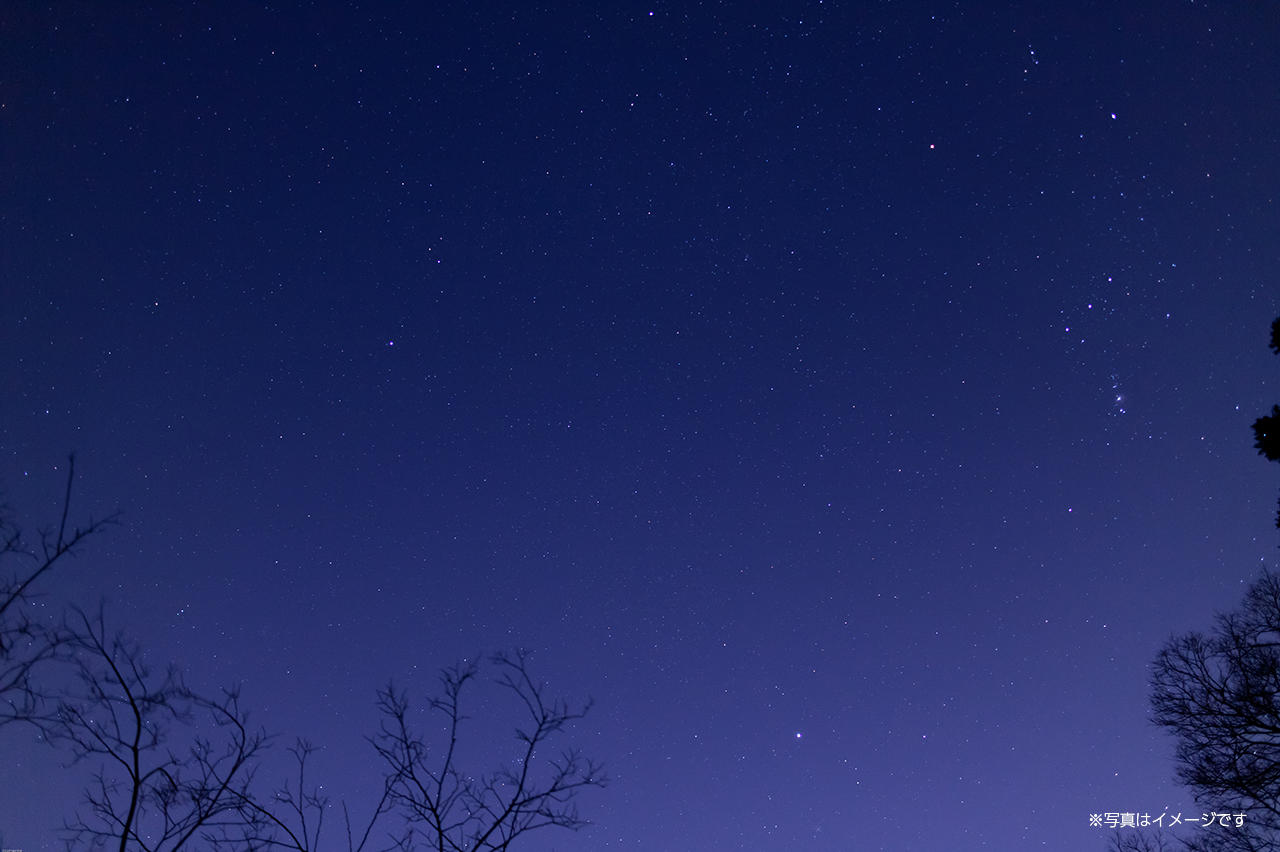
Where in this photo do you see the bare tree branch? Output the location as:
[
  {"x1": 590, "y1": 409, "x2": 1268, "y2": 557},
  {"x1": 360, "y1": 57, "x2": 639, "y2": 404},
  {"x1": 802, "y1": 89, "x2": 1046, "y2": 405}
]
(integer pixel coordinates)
[
  {"x1": 1109, "y1": 828, "x2": 1184, "y2": 852},
  {"x1": 370, "y1": 651, "x2": 606, "y2": 852},
  {"x1": 210, "y1": 738, "x2": 401, "y2": 852},
  {"x1": 38, "y1": 605, "x2": 269, "y2": 852},
  {"x1": 5, "y1": 462, "x2": 606, "y2": 852},
  {"x1": 0, "y1": 454, "x2": 119, "y2": 726},
  {"x1": 1148, "y1": 570, "x2": 1280, "y2": 852}
]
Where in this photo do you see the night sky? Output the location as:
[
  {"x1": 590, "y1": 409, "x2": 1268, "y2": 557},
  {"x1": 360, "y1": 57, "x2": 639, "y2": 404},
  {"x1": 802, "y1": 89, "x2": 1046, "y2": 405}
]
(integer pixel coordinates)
[{"x1": 3, "y1": 2, "x2": 1280, "y2": 850}]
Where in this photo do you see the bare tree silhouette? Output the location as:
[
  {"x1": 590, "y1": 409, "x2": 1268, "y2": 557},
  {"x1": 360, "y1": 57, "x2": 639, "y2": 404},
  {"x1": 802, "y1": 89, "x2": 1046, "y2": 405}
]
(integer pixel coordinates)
[
  {"x1": 4, "y1": 461, "x2": 605, "y2": 852},
  {"x1": 206, "y1": 738, "x2": 400, "y2": 852},
  {"x1": 207, "y1": 652, "x2": 605, "y2": 852},
  {"x1": 1109, "y1": 828, "x2": 1182, "y2": 852},
  {"x1": 1, "y1": 455, "x2": 117, "y2": 726},
  {"x1": 40, "y1": 606, "x2": 269, "y2": 852},
  {"x1": 1125, "y1": 570, "x2": 1280, "y2": 852},
  {"x1": 372, "y1": 651, "x2": 606, "y2": 852}
]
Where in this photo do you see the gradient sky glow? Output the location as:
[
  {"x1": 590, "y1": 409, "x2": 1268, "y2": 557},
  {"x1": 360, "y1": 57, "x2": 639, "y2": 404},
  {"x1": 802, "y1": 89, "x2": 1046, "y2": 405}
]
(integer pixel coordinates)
[{"x1": 3, "y1": 3, "x2": 1280, "y2": 850}]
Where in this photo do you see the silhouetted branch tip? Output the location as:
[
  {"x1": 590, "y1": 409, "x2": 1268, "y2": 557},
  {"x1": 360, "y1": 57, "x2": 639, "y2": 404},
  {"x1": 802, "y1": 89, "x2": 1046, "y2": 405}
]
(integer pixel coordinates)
[{"x1": 1, "y1": 457, "x2": 118, "y2": 727}]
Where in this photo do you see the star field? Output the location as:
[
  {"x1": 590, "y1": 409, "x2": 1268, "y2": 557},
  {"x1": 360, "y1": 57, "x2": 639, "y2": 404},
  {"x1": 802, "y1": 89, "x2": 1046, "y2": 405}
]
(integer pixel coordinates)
[{"x1": 3, "y1": 3, "x2": 1280, "y2": 850}]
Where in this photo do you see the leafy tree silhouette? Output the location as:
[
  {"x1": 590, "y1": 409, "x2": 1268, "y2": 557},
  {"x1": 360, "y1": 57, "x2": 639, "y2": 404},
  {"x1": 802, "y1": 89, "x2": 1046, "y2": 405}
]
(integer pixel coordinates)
[{"x1": 1254, "y1": 318, "x2": 1280, "y2": 526}]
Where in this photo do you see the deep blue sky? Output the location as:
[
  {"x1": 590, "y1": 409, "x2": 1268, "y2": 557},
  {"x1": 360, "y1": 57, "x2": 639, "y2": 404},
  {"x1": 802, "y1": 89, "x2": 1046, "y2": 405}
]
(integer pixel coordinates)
[{"x1": 3, "y1": 2, "x2": 1280, "y2": 850}]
